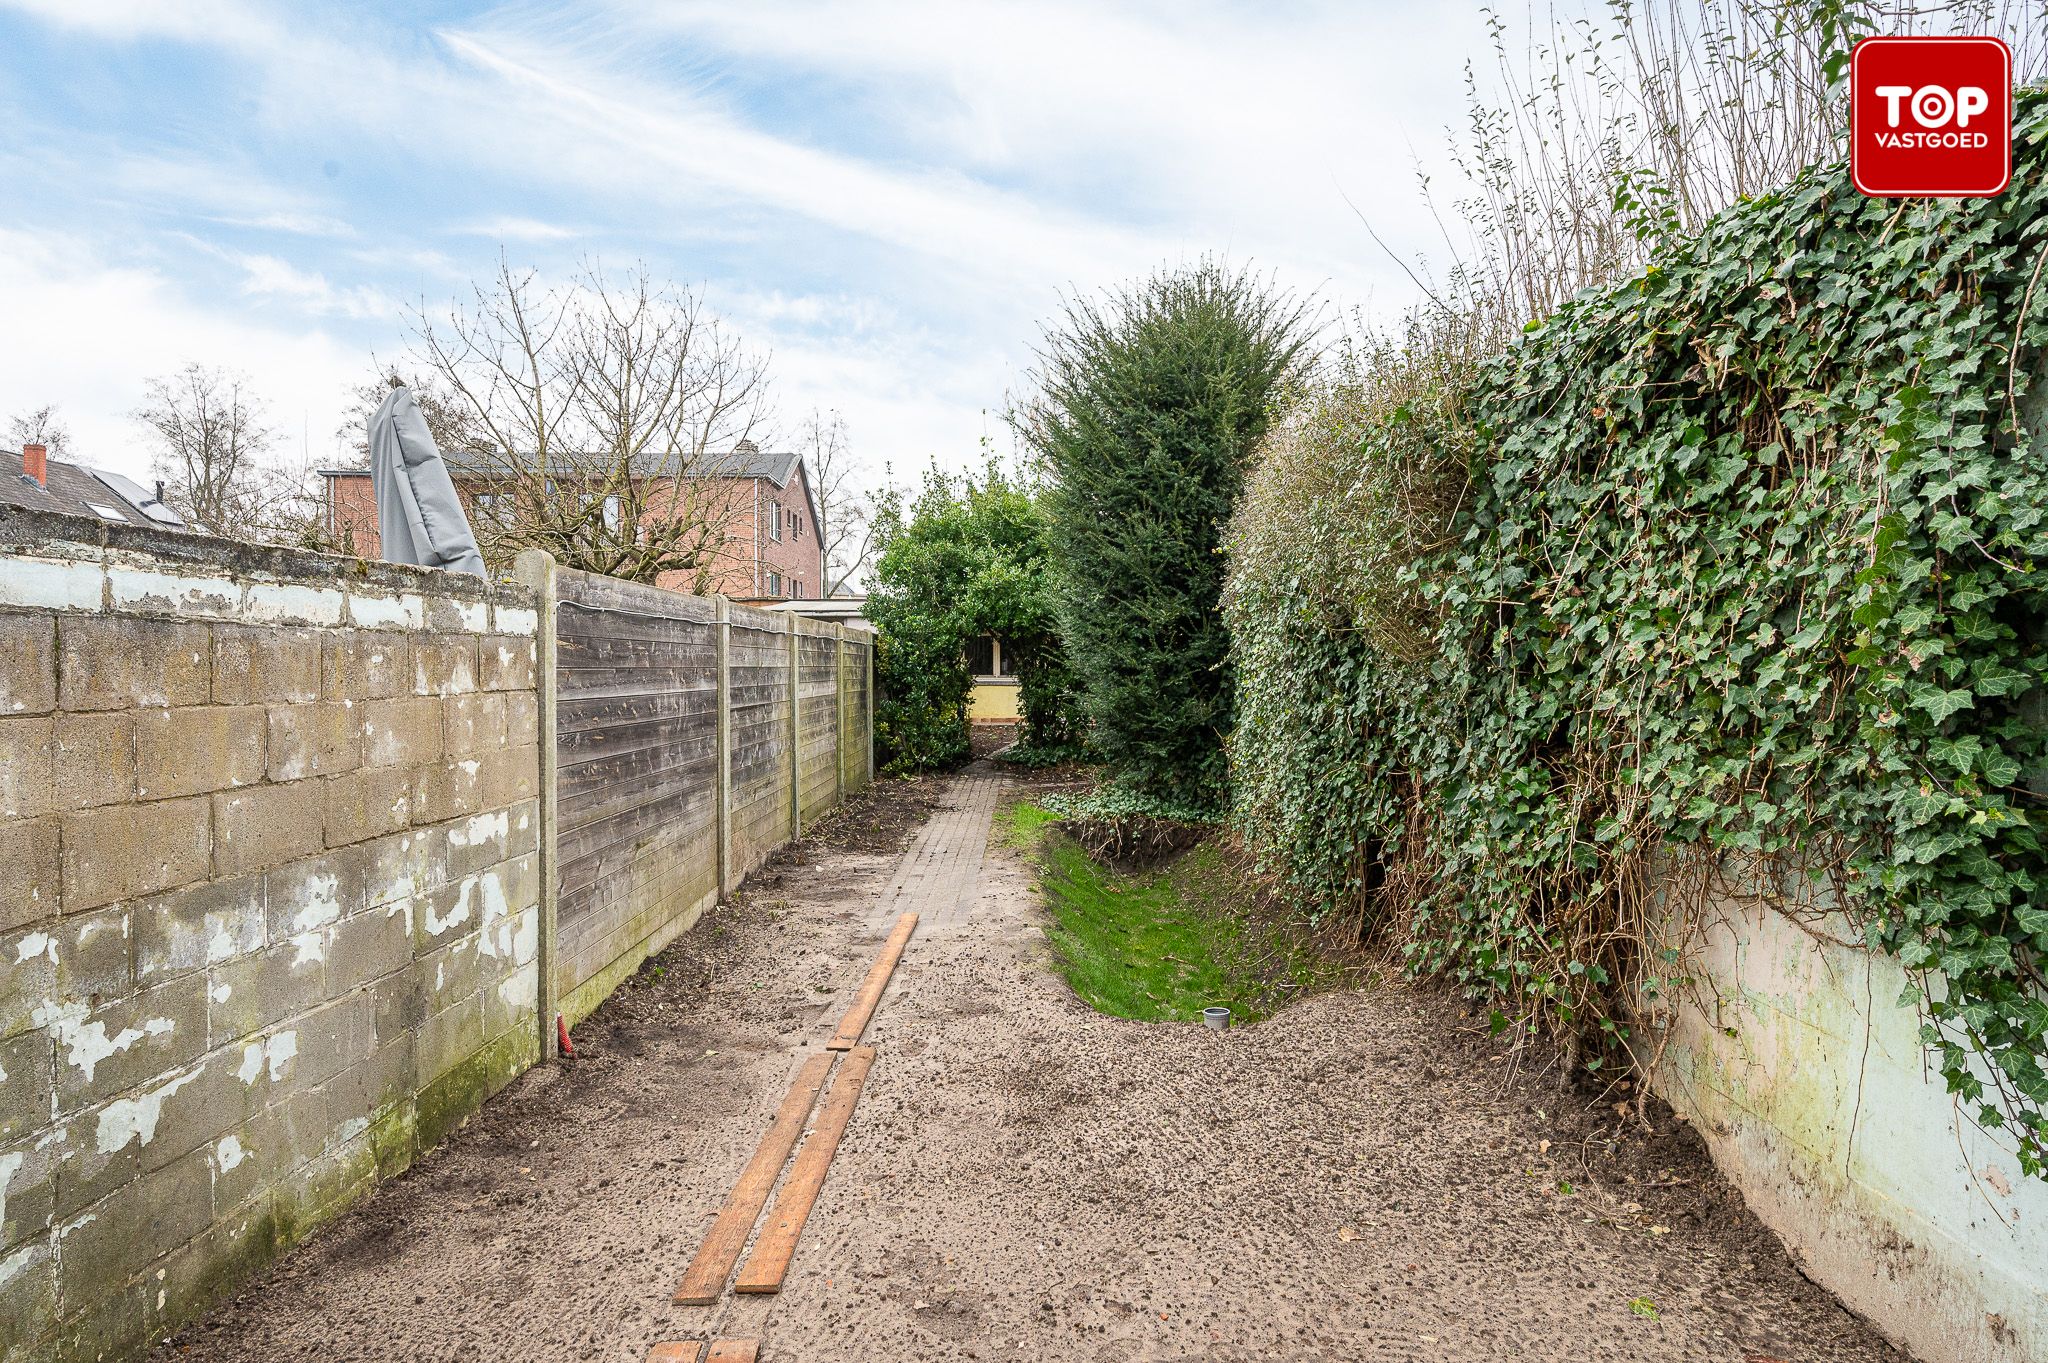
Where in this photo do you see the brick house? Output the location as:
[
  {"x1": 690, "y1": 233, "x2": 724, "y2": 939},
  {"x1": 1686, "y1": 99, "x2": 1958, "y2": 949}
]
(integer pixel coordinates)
[
  {"x1": 2, "y1": 442, "x2": 189, "y2": 530},
  {"x1": 316, "y1": 439, "x2": 824, "y2": 601}
]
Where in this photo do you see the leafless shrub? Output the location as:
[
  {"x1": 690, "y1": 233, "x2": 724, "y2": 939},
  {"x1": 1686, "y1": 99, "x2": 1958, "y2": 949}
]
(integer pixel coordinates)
[{"x1": 1435, "y1": 0, "x2": 2048, "y2": 327}]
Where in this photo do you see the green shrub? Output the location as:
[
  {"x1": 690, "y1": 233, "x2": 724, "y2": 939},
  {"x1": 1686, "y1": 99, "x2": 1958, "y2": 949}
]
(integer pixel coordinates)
[
  {"x1": 1023, "y1": 259, "x2": 1313, "y2": 811},
  {"x1": 1228, "y1": 96, "x2": 2048, "y2": 1176},
  {"x1": 866, "y1": 463, "x2": 1077, "y2": 772}
]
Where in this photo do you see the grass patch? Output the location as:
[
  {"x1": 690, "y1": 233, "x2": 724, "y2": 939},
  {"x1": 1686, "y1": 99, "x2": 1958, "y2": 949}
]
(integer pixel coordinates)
[
  {"x1": 998, "y1": 798, "x2": 1059, "y2": 849},
  {"x1": 1008, "y1": 798, "x2": 1353, "y2": 1024}
]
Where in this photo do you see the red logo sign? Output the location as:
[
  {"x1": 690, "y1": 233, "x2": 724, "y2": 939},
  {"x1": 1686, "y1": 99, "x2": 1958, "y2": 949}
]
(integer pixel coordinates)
[{"x1": 1852, "y1": 37, "x2": 2011, "y2": 197}]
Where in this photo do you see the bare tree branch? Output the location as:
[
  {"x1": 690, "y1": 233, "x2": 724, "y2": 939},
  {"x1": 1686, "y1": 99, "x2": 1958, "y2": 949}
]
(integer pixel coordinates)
[
  {"x1": 799, "y1": 408, "x2": 883, "y2": 595},
  {"x1": 4, "y1": 404, "x2": 72, "y2": 458},
  {"x1": 135, "y1": 363, "x2": 317, "y2": 544},
  {"x1": 374, "y1": 257, "x2": 774, "y2": 583}
]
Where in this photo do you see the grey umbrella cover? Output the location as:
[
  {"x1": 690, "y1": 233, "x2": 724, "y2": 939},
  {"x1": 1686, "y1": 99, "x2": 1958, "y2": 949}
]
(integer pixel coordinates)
[{"x1": 367, "y1": 385, "x2": 487, "y2": 578}]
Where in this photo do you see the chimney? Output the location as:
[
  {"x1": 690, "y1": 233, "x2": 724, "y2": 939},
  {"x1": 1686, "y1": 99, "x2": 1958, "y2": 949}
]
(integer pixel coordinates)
[{"x1": 22, "y1": 443, "x2": 46, "y2": 487}]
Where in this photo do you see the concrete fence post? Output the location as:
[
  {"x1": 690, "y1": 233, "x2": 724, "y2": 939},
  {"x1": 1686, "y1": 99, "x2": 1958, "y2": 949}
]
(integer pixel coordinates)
[
  {"x1": 715, "y1": 595, "x2": 732, "y2": 899},
  {"x1": 835, "y1": 622, "x2": 850, "y2": 801},
  {"x1": 787, "y1": 611, "x2": 801, "y2": 841},
  {"x1": 512, "y1": 548, "x2": 561, "y2": 1060},
  {"x1": 865, "y1": 632, "x2": 876, "y2": 786}
]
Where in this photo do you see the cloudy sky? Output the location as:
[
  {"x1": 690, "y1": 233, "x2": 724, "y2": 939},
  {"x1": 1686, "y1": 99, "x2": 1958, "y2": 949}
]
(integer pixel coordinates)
[{"x1": 0, "y1": 0, "x2": 1498, "y2": 489}]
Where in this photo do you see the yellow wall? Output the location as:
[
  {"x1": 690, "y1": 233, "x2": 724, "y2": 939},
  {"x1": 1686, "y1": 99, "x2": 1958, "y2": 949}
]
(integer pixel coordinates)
[{"x1": 969, "y1": 679, "x2": 1021, "y2": 722}]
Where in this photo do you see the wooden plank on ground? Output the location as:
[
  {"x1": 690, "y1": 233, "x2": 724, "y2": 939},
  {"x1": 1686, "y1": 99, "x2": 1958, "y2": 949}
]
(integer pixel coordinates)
[
  {"x1": 705, "y1": 1343, "x2": 759, "y2": 1363},
  {"x1": 645, "y1": 1344, "x2": 703, "y2": 1363},
  {"x1": 826, "y1": 913, "x2": 918, "y2": 1050},
  {"x1": 733, "y1": 1045, "x2": 877, "y2": 1295},
  {"x1": 672, "y1": 1051, "x2": 836, "y2": 1305}
]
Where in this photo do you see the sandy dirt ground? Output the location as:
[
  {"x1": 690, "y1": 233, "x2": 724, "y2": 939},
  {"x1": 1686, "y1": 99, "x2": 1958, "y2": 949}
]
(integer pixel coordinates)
[{"x1": 150, "y1": 768, "x2": 1906, "y2": 1363}]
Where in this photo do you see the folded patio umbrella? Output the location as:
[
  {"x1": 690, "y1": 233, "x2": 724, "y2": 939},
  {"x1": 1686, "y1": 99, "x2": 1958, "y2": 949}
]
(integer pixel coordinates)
[{"x1": 367, "y1": 383, "x2": 486, "y2": 577}]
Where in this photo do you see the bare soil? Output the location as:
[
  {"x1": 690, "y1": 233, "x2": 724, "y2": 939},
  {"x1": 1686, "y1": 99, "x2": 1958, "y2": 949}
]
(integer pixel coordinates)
[{"x1": 151, "y1": 771, "x2": 1906, "y2": 1363}]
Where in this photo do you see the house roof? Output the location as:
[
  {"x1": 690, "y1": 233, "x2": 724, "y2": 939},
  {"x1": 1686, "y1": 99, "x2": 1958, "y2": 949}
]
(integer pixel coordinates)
[
  {"x1": 318, "y1": 440, "x2": 806, "y2": 487},
  {"x1": 0, "y1": 450, "x2": 187, "y2": 530}
]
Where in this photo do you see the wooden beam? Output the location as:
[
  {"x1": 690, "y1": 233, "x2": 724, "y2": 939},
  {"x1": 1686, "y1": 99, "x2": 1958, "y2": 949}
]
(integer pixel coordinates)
[
  {"x1": 705, "y1": 1343, "x2": 759, "y2": 1363},
  {"x1": 734, "y1": 1045, "x2": 877, "y2": 1295},
  {"x1": 645, "y1": 1344, "x2": 703, "y2": 1363},
  {"x1": 826, "y1": 912, "x2": 917, "y2": 1051},
  {"x1": 672, "y1": 1050, "x2": 836, "y2": 1304}
]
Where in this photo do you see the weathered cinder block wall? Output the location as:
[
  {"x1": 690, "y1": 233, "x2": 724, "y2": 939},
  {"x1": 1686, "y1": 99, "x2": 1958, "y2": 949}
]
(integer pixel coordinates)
[
  {"x1": 0, "y1": 509, "x2": 542, "y2": 1363},
  {"x1": 1648, "y1": 885, "x2": 2048, "y2": 1363}
]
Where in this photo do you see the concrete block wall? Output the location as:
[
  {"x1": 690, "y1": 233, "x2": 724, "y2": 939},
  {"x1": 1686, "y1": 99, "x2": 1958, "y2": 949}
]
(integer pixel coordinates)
[
  {"x1": 0, "y1": 510, "x2": 542, "y2": 1363},
  {"x1": 1648, "y1": 885, "x2": 2048, "y2": 1363}
]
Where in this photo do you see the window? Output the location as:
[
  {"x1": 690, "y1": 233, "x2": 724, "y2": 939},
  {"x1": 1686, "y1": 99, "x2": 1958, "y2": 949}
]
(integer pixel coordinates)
[
  {"x1": 791, "y1": 509, "x2": 803, "y2": 539},
  {"x1": 769, "y1": 500, "x2": 783, "y2": 542},
  {"x1": 602, "y1": 494, "x2": 623, "y2": 532},
  {"x1": 968, "y1": 636, "x2": 1015, "y2": 678},
  {"x1": 768, "y1": 570, "x2": 783, "y2": 595},
  {"x1": 474, "y1": 492, "x2": 512, "y2": 527},
  {"x1": 83, "y1": 502, "x2": 131, "y2": 523}
]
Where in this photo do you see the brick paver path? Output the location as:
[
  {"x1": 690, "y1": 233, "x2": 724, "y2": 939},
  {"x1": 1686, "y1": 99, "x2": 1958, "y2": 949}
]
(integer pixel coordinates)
[{"x1": 859, "y1": 770, "x2": 1000, "y2": 930}]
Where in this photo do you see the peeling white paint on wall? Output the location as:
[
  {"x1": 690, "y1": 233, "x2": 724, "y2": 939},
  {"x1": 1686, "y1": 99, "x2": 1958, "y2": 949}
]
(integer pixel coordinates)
[
  {"x1": 423, "y1": 883, "x2": 474, "y2": 939},
  {"x1": 0, "y1": 556, "x2": 105, "y2": 612},
  {"x1": 96, "y1": 1069, "x2": 201, "y2": 1154},
  {"x1": 290, "y1": 932, "x2": 326, "y2": 967},
  {"x1": 283, "y1": 870, "x2": 342, "y2": 934},
  {"x1": 497, "y1": 967, "x2": 537, "y2": 1011},
  {"x1": 237, "y1": 1031, "x2": 297, "y2": 1085},
  {"x1": 0, "y1": 1243, "x2": 36, "y2": 1291},
  {"x1": 448, "y1": 809, "x2": 508, "y2": 852},
  {"x1": 242, "y1": 581, "x2": 345, "y2": 627},
  {"x1": 477, "y1": 870, "x2": 509, "y2": 925},
  {"x1": 15, "y1": 932, "x2": 53, "y2": 963},
  {"x1": 214, "y1": 1134, "x2": 244, "y2": 1173},
  {"x1": 0, "y1": 1149, "x2": 23, "y2": 1228},
  {"x1": 34, "y1": 1000, "x2": 174, "y2": 1083},
  {"x1": 107, "y1": 566, "x2": 241, "y2": 618}
]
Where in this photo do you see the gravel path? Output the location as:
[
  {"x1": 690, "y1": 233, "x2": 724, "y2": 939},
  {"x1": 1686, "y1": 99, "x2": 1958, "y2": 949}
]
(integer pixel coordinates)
[{"x1": 153, "y1": 769, "x2": 1906, "y2": 1363}]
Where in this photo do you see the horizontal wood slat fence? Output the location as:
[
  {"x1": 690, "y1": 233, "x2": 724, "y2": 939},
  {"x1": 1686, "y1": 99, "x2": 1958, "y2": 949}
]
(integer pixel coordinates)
[{"x1": 515, "y1": 551, "x2": 875, "y2": 1038}]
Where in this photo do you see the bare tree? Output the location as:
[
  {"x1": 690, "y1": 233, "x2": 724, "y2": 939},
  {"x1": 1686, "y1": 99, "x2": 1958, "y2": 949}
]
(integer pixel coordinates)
[
  {"x1": 5, "y1": 404, "x2": 72, "y2": 457},
  {"x1": 134, "y1": 364, "x2": 311, "y2": 541},
  {"x1": 396, "y1": 257, "x2": 774, "y2": 584},
  {"x1": 799, "y1": 408, "x2": 882, "y2": 595},
  {"x1": 340, "y1": 364, "x2": 481, "y2": 460}
]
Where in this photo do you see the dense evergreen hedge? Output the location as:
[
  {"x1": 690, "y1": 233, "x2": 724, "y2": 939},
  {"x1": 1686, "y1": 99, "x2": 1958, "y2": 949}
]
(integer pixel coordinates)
[{"x1": 1026, "y1": 261, "x2": 1312, "y2": 810}]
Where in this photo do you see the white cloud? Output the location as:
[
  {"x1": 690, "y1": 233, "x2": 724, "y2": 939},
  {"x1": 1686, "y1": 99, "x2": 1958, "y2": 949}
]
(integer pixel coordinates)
[
  {"x1": 454, "y1": 216, "x2": 583, "y2": 243},
  {"x1": 0, "y1": 0, "x2": 1503, "y2": 493},
  {"x1": 0, "y1": 229, "x2": 376, "y2": 480},
  {"x1": 227, "y1": 251, "x2": 394, "y2": 320}
]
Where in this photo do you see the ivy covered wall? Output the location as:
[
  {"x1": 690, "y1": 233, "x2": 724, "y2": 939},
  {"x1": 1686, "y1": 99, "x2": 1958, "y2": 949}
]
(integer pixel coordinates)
[{"x1": 1226, "y1": 93, "x2": 2048, "y2": 1187}]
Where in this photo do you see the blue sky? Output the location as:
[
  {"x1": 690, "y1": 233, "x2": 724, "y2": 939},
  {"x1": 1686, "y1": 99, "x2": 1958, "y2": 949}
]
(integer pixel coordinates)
[{"x1": 0, "y1": 0, "x2": 1494, "y2": 489}]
